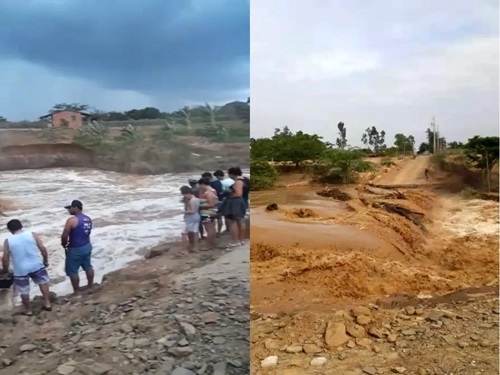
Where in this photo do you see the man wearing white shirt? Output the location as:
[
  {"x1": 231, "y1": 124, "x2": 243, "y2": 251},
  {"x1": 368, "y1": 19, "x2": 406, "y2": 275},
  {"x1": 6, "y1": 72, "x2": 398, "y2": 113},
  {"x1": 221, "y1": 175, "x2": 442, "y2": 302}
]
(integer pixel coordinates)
[
  {"x1": 214, "y1": 170, "x2": 235, "y2": 234},
  {"x1": 214, "y1": 170, "x2": 234, "y2": 190}
]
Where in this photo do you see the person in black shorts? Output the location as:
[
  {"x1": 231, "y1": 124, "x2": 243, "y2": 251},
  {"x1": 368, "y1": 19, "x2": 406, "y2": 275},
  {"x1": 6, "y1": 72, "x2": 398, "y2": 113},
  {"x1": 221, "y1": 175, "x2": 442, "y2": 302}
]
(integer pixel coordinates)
[
  {"x1": 220, "y1": 167, "x2": 249, "y2": 247},
  {"x1": 202, "y1": 172, "x2": 225, "y2": 236}
]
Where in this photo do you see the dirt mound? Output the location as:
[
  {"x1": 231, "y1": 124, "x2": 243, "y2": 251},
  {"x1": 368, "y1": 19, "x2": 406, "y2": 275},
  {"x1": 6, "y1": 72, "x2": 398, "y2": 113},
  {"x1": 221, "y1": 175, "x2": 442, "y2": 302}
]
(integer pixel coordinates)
[
  {"x1": 286, "y1": 208, "x2": 319, "y2": 219},
  {"x1": 316, "y1": 187, "x2": 353, "y2": 201},
  {"x1": 265, "y1": 203, "x2": 278, "y2": 212}
]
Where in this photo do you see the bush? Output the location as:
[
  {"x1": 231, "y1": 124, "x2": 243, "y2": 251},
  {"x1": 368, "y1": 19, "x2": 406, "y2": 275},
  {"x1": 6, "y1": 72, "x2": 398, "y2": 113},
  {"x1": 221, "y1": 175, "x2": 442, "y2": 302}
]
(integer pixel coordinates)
[
  {"x1": 320, "y1": 149, "x2": 376, "y2": 184},
  {"x1": 250, "y1": 159, "x2": 279, "y2": 190},
  {"x1": 380, "y1": 157, "x2": 396, "y2": 167}
]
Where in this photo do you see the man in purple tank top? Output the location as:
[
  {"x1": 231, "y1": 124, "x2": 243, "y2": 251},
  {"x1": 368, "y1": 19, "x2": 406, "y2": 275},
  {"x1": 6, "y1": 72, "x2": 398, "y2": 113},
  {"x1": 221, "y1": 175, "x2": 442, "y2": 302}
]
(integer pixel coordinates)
[{"x1": 61, "y1": 200, "x2": 94, "y2": 297}]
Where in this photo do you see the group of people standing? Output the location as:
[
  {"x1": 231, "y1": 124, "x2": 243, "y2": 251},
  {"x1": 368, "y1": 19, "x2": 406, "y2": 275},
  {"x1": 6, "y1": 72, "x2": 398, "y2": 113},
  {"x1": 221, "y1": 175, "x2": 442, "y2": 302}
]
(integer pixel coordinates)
[
  {"x1": 180, "y1": 167, "x2": 250, "y2": 252},
  {"x1": 0, "y1": 168, "x2": 249, "y2": 315},
  {"x1": 1, "y1": 200, "x2": 93, "y2": 315}
]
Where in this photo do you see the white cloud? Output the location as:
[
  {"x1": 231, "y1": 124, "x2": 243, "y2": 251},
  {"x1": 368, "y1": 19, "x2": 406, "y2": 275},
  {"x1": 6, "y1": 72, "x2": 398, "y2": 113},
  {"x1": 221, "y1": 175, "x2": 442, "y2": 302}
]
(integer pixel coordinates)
[{"x1": 251, "y1": 0, "x2": 499, "y2": 147}]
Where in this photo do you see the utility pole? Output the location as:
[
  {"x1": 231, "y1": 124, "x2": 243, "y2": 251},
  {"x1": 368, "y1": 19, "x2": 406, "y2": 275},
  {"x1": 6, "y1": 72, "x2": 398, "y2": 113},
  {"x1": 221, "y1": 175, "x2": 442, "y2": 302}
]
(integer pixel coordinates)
[
  {"x1": 431, "y1": 116, "x2": 437, "y2": 154},
  {"x1": 436, "y1": 121, "x2": 440, "y2": 153}
]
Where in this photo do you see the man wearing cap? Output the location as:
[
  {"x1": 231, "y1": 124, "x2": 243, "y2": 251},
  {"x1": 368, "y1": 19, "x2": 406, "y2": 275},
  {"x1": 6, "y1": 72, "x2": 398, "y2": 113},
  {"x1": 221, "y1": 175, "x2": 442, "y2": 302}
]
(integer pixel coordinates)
[{"x1": 61, "y1": 200, "x2": 94, "y2": 297}]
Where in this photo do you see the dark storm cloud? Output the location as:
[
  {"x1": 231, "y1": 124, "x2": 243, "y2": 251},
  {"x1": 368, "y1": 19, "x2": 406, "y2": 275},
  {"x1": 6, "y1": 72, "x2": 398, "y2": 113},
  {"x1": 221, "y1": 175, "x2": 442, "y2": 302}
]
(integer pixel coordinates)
[{"x1": 0, "y1": 0, "x2": 249, "y2": 95}]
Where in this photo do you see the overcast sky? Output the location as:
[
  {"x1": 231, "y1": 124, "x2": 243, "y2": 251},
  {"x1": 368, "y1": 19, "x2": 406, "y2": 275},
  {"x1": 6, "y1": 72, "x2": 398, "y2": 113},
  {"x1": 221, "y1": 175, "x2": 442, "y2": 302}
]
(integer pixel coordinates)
[
  {"x1": 251, "y1": 0, "x2": 499, "y2": 147},
  {"x1": 0, "y1": 0, "x2": 249, "y2": 121}
]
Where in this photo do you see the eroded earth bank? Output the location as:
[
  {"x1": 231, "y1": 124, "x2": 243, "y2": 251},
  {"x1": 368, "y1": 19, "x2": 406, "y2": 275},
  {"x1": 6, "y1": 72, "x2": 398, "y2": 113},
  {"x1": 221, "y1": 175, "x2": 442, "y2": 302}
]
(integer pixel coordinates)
[{"x1": 250, "y1": 156, "x2": 499, "y2": 375}]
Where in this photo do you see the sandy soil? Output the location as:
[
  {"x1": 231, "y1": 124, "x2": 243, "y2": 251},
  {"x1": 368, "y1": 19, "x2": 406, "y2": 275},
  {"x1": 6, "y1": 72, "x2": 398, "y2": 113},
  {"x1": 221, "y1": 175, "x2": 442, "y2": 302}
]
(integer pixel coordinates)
[{"x1": 250, "y1": 156, "x2": 499, "y2": 374}]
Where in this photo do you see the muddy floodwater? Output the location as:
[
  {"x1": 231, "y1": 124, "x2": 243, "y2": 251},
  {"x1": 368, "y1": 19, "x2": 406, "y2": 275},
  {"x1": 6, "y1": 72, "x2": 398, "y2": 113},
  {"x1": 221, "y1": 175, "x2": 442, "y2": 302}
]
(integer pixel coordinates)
[{"x1": 250, "y1": 181, "x2": 499, "y2": 314}]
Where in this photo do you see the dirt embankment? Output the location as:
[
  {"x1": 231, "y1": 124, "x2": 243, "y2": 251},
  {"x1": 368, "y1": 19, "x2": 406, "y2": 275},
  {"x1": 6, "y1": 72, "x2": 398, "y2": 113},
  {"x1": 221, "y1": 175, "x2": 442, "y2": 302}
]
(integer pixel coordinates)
[
  {"x1": 432, "y1": 154, "x2": 499, "y2": 193},
  {"x1": 0, "y1": 239, "x2": 250, "y2": 375},
  {"x1": 0, "y1": 142, "x2": 249, "y2": 175},
  {"x1": 0, "y1": 144, "x2": 96, "y2": 171}
]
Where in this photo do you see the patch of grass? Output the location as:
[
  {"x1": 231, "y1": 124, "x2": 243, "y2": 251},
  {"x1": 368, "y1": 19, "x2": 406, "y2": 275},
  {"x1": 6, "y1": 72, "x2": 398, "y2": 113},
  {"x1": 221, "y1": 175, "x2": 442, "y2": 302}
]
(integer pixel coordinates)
[{"x1": 380, "y1": 157, "x2": 396, "y2": 167}]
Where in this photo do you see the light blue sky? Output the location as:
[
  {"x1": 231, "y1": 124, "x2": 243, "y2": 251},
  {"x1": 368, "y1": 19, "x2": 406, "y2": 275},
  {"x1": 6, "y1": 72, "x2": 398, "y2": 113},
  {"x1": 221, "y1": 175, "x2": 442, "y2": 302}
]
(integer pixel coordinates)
[
  {"x1": 251, "y1": 0, "x2": 499, "y2": 147},
  {"x1": 0, "y1": 0, "x2": 249, "y2": 120}
]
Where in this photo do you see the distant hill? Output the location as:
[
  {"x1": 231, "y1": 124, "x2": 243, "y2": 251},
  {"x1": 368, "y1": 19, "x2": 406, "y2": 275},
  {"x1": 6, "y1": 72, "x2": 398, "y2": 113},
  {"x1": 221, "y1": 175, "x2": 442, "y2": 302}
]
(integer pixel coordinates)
[{"x1": 217, "y1": 101, "x2": 249, "y2": 122}]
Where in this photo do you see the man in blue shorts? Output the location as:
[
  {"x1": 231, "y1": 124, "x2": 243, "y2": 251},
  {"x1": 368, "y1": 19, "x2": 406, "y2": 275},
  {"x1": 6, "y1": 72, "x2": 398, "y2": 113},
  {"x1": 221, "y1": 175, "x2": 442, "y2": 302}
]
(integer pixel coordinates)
[
  {"x1": 61, "y1": 200, "x2": 94, "y2": 297},
  {"x1": 2, "y1": 219, "x2": 52, "y2": 315}
]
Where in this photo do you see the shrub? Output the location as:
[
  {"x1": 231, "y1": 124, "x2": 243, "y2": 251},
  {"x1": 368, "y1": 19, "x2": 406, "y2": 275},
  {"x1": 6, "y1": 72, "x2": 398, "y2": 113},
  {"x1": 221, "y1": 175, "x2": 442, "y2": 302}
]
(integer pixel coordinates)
[{"x1": 250, "y1": 159, "x2": 279, "y2": 190}]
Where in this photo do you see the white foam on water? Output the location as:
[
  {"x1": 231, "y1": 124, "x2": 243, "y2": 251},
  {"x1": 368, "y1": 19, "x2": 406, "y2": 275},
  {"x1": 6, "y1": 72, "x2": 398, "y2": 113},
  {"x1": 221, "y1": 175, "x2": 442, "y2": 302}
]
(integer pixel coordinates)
[{"x1": 0, "y1": 168, "x2": 202, "y2": 296}]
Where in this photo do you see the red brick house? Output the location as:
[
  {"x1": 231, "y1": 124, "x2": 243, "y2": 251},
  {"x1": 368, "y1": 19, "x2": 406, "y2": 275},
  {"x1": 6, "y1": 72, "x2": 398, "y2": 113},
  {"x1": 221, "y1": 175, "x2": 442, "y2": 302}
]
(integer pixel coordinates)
[{"x1": 39, "y1": 110, "x2": 92, "y2": 129}]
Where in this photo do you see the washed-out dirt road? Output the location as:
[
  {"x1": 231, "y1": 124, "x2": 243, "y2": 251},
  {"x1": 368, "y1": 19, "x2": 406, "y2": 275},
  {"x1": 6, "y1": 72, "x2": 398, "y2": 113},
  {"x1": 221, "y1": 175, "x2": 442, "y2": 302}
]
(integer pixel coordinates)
[{"x1": 250, "y1": 156, "x2": 499, "y2": 375}]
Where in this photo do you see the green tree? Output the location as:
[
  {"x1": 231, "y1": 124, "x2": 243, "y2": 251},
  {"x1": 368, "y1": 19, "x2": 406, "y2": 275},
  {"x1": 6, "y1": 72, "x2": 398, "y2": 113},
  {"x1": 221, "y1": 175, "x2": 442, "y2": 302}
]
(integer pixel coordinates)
[
  {"x1": 447, "y1": 141, "x2": 464, "y2": 149},
  {"x1": 51, "y1": 103, "x2": 89, "y2": 112},
  {"x1": 125, "y1": 107, "x2": 163, "y2": 120},
  {"x1": 174, "y1": 106, "x2": 193, "y2": 130},
  {"x1": 115, "y1": 124, "x2": 142, "y2": 145},
  {"x1": 463, "y1": 136, "x2": 499, "y2": 192},
  {"x1": 250, "y1": 138, "x2": 276, "y2": 160},
  {"x1": 154, "y1": 122, "x2": 174, "y2": 144},
  {"x1": 463, "y1": 136, "x2": 499, "y2": 171},
  {"x1": 394, "y1": 133, "x2": 415, "y2": 153},
  {"x1": 336, "y1": 122, "x2": 347, "y2": 149},
  {"x1": 0, "y1": 116, "x2": 7, "y2": 123},
  {"x1": 418, "y1": 142, "x2": 429, "y2": 154},
  {"x1": 272, "y1": 127, "x2": 327, "y2": 167},
  {"x1": 320, "y1": 149, "x2": 374, "y2": 184},
  {"x1": 73, "y1": 122, "x2": 109, "y2": 148},
  {"x1": 425, "y1": 128, "x2": 446, "y2": 153},
  {"x1": 361, "y1": 126, "x2": 386, "y2": 153}
]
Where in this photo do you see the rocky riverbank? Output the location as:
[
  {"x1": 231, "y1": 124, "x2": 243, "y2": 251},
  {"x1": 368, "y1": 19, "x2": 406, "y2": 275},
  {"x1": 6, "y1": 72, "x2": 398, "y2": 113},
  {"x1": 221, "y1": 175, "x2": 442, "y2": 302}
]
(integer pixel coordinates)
[
  {"x1": 0, "y1": 239, "x2": 250, "y2": 375},
  {"x1": 250, "y1": 294, "x2": 499, "y2": 374}
]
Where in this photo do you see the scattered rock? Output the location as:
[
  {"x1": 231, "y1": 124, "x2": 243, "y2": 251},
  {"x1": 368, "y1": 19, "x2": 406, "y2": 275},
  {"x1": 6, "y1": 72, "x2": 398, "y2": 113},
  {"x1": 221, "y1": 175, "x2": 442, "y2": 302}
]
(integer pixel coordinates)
[
  {"x1": 325, "y1": 321, "x2": 350, "y2": 348},
  {"x1": 404, "y1": 306, "x2": 416, "y2": 316},
  {"x1": 171, "y1": 367, "x2": 196, "y2": 375},
  {"x1": 285, "y1": 345, "x2": 303, "y2": 353},
  {"x1": 363, "y1": 366, "x2": 378, "y2": 375},
  {"x1": 352, "y1": 306, "x2": 372, "y2": 317},
  {"x1": 310, "y1": 357, "x2": 327, "y2": 366},
  {"x1": 168, "y1": 346, "x2": 194, "y2": 357},
  {"x1": 179, "y1": 322, "x2": 196, "y2": 340},
  {"x1": 346, "y1": 323, "x2": 366, "y2": 338},
  {"x1": 261, "y1": 356, "x2": 278, "y2": 368},
  {"x1": 57, "y1": 364, "x2": 76, "y2": 375},
  {"x1": 303, "y1": 343, "x2": 322, "y2": 354},
  {"x1": 357, "y1": 315, "x2": 372, "y2": 325},
  {"x1": 356, "y1": 337, "x2": 373, "y2": 347},
  {"x1": 391, "y1": 367, "x2": 407, "y2": 374},
  {"x1": 387, "y1": 334, "x2": 398, "y2": 343},
  {"x1": 19, "y1": 344, "x2": 37, "y2": 352}
]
